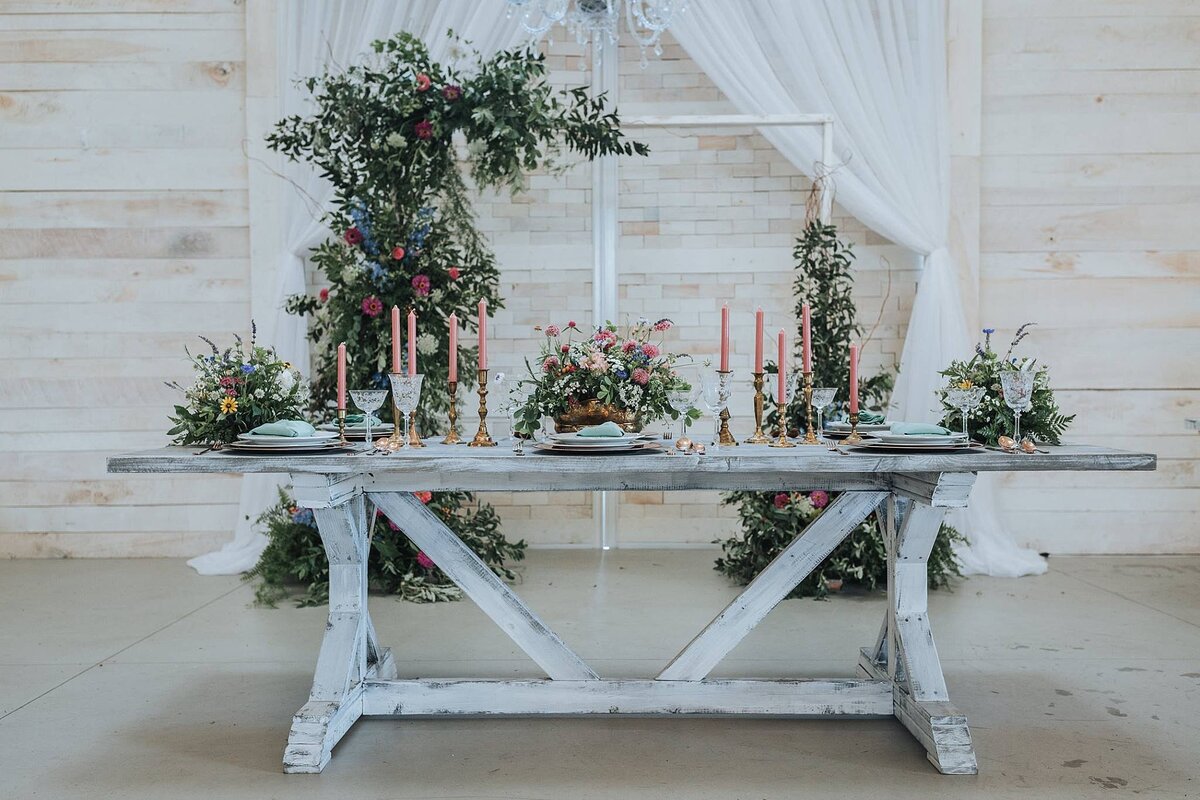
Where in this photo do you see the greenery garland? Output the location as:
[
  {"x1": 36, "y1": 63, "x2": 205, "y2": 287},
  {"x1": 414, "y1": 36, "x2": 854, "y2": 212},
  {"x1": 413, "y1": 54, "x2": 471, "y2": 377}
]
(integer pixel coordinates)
[{"x1": 717, "y1": 218, "x2": 962, "y2": 599}]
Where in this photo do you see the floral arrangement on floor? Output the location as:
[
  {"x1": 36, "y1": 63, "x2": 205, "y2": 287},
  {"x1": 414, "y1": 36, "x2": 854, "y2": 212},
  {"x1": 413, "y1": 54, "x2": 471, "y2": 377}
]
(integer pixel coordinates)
[
  {"x1": 513, "y1": 318, "x2": 689, "y2": 434},
  {"x1": 244, "y1": 489, "x2": 525, "y2": 607},
  {"x1": 937, "y1": 323, "x2": 1075, "y2": 445},
  {"x1": 166, "y1": 325, "x2": 309, "y2": 446}
]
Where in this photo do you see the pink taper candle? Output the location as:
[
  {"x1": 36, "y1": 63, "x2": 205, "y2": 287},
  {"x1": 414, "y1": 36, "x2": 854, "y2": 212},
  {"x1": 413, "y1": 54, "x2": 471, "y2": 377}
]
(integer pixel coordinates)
[
  {"x1": 849, "y1": 343, "x2": 859, "y2": 414},
  {"x1": 448, "y1": 312, "x2": 458, "y2": 383},
  {"x1": 753, "y1": 307, "x2": 764, "y2": 373},
  {"x1": 477, "y1": 299, "x2": 488, "y2": 370},
  {"x1": 391, "y1": 306, "x2": 402, "y2": 374},
  {"x1": 776, "y1": 329, "x2": 787, "y2": 405},
  {"x1": 801, "y1": 302, "x2": 812, "y2": 373},
  {"x1": 336, "y1": 342, "x2": 346, "y2": 411},
  {"x1": 719, "y1": 303, "x2": 730, "y2": 372},
  {"x1": 407, "y1": 309, "x2": 417, "y2": 376}
]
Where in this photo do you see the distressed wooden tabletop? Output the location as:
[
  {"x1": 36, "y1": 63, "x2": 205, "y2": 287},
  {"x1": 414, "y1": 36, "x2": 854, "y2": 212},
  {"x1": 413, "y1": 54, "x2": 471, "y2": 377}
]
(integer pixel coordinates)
[{"x1": 107, "y1": 443, "x2": 1155, "y2": 493}]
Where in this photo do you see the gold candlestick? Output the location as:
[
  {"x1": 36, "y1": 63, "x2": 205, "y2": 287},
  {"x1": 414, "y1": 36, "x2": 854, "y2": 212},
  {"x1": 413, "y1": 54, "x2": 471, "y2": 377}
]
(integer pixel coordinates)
[
  {"x1": 801, "y1": 371, "x2": 819, "y2": 445},
  {"x1": 716, "y1": 369, "x2": 738, "y2": 447},
  {"x1": 407, "y1": 409, "x2": 426, "y2": 447},
  {"x1": 767, "y1": 408, "x2": 795, "y2": 448},
  {"x1": 844, "y1": 411, "x2": 864, "y2": 444},
  {"x1": 441, "y1": 380, "x2": 463, "y2": 444},
  {"x1": 336, "y1": 408, "x2": 348, "y2": 447},
  {"x1": 744, "y1": 372, "x2": 771, "y2": 444},
  {"x1": 378, "y1": 373, "x2": 405, "y2": 451},
  {"x1": 469, "y1": 368, "x2": 497, "y2": 447}
]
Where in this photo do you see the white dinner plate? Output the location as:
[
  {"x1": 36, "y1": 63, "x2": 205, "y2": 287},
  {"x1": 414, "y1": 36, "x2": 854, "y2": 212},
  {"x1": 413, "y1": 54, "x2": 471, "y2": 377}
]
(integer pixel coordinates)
[
  {"x1": 547, "y1": 432, "x2": 647, "y2": 447},
  {"x1": 825, "y1": 421, "x2": 891, "y2": 432},
  {"x1": 876, "y1": 432, "x2": 967, "y2": 445},
  {"x1": 533, "y1": 441, "x2": 662, "y2": 455},
  {"x1": 226, "y1": 440, "x2": 349, "y2": 454},
  {"x1": 237, "y1": 431, "x2": 338, "y2": 446}
]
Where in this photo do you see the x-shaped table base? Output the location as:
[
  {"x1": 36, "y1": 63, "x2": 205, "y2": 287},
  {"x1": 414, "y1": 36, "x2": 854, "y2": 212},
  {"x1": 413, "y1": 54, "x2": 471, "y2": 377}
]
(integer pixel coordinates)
[{"x1": 283, "y1": 475, "x2": 978, "y2": 776}]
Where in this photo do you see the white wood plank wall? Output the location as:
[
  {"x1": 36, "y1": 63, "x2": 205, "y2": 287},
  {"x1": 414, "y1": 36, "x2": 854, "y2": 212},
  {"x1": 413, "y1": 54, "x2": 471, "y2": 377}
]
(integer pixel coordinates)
[{"x1": 0, "y1": 0, "x2": 248, "y2": 556}]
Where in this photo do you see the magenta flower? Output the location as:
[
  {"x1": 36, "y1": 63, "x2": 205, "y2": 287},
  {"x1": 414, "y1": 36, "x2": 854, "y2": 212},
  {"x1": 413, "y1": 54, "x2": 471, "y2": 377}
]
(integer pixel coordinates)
[
  {"x1": 809, "y1": 490, "x2": 829, "y2": 509},
  {"x1": 414, "y1": 119, "x2": 433, "y2": 140},
  {"x1": 442, "y1": 84, "x2": 461, "y2": 101},
  {"x1": 361, "y1": 295, "x2": 383, "y2": 317},
  {"x1": 415, "y1": 73, "x2": 431, "y2": 92},
  {"x1": 652, "y1": 318, "x2": 673, "y2": 332},
  {"x1": 622, "y1": 340, "x2": 637, "y2": 353},
  {"x1": 641, "y1": 343, "x2": 660, "y2": 358},
  {"x1": 411, "y1": 274, "x2": 431, "y2": 296},
  {"x1": 448, "y1": 266, "x2": 460, "y2": 280},
  {"x1": 773, "y1": 492, "x2": 790, "y2": 510},
  {"x1": 593, "y1": 330, "x2": 617, "y2": 348},
  {"x1": 318, "y1": 287, "x2": 329, "y2": 303},
  {"x1": 631, "y1": 368, "x2": 650, "y2": 385},
  {"x1": 416, "y1": 551, "x2": 435, "y2": 570},
  {"x1": 545, "y1": 324, "x2": 561, "y2": 337},
  {"x1": 560, "y1": 344, "x2": 570, "y2": 354},
  {"x1": 542, "y1": 356, "x2": 560, "y2": 372},
  {"x1": 343, "y1": 227, "x2": 363, "y2": 246}
]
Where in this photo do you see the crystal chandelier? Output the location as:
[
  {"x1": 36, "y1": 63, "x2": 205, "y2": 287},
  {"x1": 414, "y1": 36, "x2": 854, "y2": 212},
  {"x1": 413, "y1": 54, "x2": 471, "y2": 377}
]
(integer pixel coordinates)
[{"x1": 505, "y1": 0, "x2": 689, "y2": 67}]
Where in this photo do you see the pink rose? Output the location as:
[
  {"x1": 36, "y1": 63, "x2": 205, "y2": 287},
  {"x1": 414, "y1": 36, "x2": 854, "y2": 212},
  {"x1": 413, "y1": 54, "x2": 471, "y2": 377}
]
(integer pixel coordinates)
[
  {"x1": 343, "y1": 227, "x2": 363, "y2": 245},
  {"x1": 391, "y1": 246, "x2": 406, "y2": 260},
  {"x1": 542, "y1": 356, "x2": 560, "y2": 372},
  {"x1": 414, "y1": 491, "x2": 433, "y2": 504},
  {"x1": 545, "y1": 325, "x2": 561, "y2": 337},
  {"x1": 810, "y1": 490, "x2": 829, "y2": 509},
  {"x1": 415, "y1": 73, "x2": 431, "y2": 92},
  {"x1": 411, "y1": 274, "x2": 431, "y2": 296},
  {"x1": 442, "y1": 84, "x2": 461, "y2": 101},
  {"x1": 773, "y1": 492, "x2": 790, "y2": 509},
  {"x1": 641, "y1": 343, "x2": 660, "y2": 358},
  {"x1": 361, "y1": 295, "x2": 383, "y2": 317},
  {"x1": 448, "y1": 266, "x2": 460, "y2": 280},
  {"x1": 318, "y1": 287, "x2": 329, "y2": 303},
  {"x1": 415, "y1": 119, "x2": 433, "y2": 140},
  {"x1": 631, "y1": 368, "x2": 650, "y2": 385},
  {"x1": 416, "y1": 551, "x2": 435, "y2": 570}
]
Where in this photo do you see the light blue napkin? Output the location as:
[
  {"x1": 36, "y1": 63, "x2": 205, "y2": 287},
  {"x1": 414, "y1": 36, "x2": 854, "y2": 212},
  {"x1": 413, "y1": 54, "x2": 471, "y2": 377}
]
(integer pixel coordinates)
[
  {"x1": 345, "y1": 414, "x2": 383, "y2": 426},
  {"x1": 577, "y1": 421, "x2": 625, "y2": 438},
  {"x1": 889, "y1": 422, "x2": 951, "y2": 436},
  {"x1": 249, "y1": 420, "x2": 317, "y2": 438},
  {"x1": 858, "y1": 410, "x2": 886, "y2": 424}
]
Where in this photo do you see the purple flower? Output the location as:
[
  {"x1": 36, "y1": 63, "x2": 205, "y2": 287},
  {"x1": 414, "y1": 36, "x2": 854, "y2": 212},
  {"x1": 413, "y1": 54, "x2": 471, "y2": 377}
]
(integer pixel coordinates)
[
  {"x1": 982, "y1": 328, "x2": 995, "y2": 335},
  {"x1": 411, "y1": 274, "x2": 431, "y2": 296},
  {"x1": 809, "y1": 490, "x2": 829, "y2": 509},
  {"x1": 414, "y1": 119, "x2": 433, "y2": 140}
]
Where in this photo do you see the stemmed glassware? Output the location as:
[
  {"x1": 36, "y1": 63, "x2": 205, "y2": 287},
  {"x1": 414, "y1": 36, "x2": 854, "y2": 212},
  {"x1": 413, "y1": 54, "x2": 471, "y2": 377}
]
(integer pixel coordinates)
[
  {"x1": 945, "y1": 384, "x2": 987, "y2": 438},
  {"x1": 387, "y1": 373, "x2": 424, "y2": 448},
  {"x1": 667, "y1": 381, "x2": 701, "y2": 450},
  {"x1": 700, "y1": 370, "x2": 732, "y2": 451},
  {"x1": 811, "y1": 387, "x2": 837, "y2": 440},
  {"x1": 999, "y1": 370, "x2": 1034, "y2": 444},
  {"x1": 769, "y1": 371, "x2": 802, "y2": 447},
  {"x1": 348, "y1": 388, "x2": 388, "y2": 451}
]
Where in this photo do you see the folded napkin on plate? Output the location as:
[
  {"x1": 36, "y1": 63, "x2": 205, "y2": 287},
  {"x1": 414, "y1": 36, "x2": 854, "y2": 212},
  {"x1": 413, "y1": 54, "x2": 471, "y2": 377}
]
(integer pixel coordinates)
[
  {"x1": 249, "y1": 420, "x2": 317, "y2": 438},
  {"x1": 858, "y1": 410, "x2": 887, "y2": 424},
  {"x1": 577, "y1": 421, "x2": 625, "y2": 438},
  {"x1": 345, "y1": 414, "x2": 383, "y2": 426},
  {"x1": 889, "y1": 421, "x2": 952, "y2": 436}
]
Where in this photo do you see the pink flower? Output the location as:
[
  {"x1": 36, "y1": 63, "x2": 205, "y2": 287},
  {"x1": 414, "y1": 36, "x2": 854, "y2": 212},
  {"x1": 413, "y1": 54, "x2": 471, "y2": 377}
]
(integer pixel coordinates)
[
  {"x1": 583, "y1": 352, "x2": 609, "y2": 373},
  {"x1": 361, "y1": 295, "x2": 383, "y2": 317},
  {"x1": 416, "y1": 551, "x2": 435, "y2": 570},
  {"x1": 631, "y1": 368, "x2": 650, "y2": 385},
  {"x1": 567, "y1": 320, "x2": 577, "y2": 329},
  {"x1": 343, "y1": 227, "x2": 363, "y2": 245},
  {"x1": 593, "y1": 330, "x2": 617, "y2": 349},
  {"x1": 391, "y1": 246, "x2": 406, "y2": 260},
  {"x1": 318, "y1": 287, "x2": 329, "y2": 303},
  {"x1": 773, "y1": 492, "x2": 790, "y2": 509},
  {"x1": 414, "y1": 491, "x2": 433, "y2": 504},
  {"x1": 641, "y1": 343, "x2": 660, "y2": 358},
  {"x1": 810, "y1": 490, "x2": 829, "y2": 509},
  {"x1": 415, "y1": 73, "x2": 431, "y2": 92},
  {"x1": 622, "y1": 340, "x2": 637, "y2": 353},
  {"x1": 442, "y1": 84, "x2": 461, "y2": 101},
  {"x1": 545, "y1": 325, "x2": 561, "y2": 337},
  {"x1": 542, "y1": 356, "x2": 560, "y2": 372},
  {"x1": 652, "y1": 318, "x2": 673, "y2": 332},
  {"x1": 415, "y1": 119, "x2": 433, "y2": 140},
  {"x1": 411, "y1": 274, "x2": 431, "y2": 296},
  {"x1": 448, "y1": 266, "x2": 460, "y2": 280},
  {"x1": 560, "y1": 344, "x2": 570, "y2": 354}
]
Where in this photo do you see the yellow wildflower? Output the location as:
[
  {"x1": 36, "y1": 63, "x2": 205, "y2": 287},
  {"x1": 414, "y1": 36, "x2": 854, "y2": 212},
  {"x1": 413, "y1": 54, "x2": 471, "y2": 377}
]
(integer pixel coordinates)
[
  {"x1": 957, "y1": 379, "x2": 973, "y2": 390},
  {"x1": 219, "y1": 396, "x2": 238, "y2": 414}
]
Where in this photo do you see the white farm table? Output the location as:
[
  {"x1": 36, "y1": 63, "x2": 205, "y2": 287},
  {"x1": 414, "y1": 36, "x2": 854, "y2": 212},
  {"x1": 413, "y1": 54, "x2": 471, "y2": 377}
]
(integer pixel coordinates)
[{"x1": 109, "y1": 443, "x2": 1154, "y2": 775}]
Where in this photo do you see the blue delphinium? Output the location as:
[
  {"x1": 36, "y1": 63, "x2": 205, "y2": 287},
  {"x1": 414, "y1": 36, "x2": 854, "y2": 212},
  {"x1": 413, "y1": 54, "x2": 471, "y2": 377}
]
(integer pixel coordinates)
[{"x1": 349, "y1": 199, "x2": 380, "y2": 257}]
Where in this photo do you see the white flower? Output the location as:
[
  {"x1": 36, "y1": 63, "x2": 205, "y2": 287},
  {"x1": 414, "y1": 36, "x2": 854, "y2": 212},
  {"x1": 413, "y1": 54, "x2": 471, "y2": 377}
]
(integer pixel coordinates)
[
  {"x1": 417, "y1": 333, "x2": 438, "y2": 356},
  {"x1": 278, "y1": 368, "x2": 296, "y2": 392},
  {"x1": 253, "y1": 388, "x2": 265, "y2": 399},
  {"x1": 386, "y1": 132, "x2": 406, "y2": 149}
]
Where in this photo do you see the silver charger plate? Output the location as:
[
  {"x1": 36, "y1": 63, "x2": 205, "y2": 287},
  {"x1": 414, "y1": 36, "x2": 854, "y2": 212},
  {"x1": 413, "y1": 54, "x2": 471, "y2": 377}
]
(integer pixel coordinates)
[
  {"x1": 236, "y1": 431, "x2": 338, "y2": 446},
  {"x1": 532, "y1": 440, "x2": 664, "y2": 455},
  {"x1": 225, "y1": 440, "x2": 351, "y2": 455},
  {"x1": 876, "y1": 432, "x2": 968, "y2": 445},
  {"x1": 825, "y1": 421, "x2": 891, "y2": 432}
]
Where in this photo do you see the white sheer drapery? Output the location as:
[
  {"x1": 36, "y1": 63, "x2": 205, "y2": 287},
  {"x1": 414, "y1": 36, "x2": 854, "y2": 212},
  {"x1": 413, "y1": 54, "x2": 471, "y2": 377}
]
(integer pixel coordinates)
[
  {"x1": 672, "y1": 0, "x2": 1045, "y2": 576},
  {"x1": 188, "y1": 1, "x2": 526, "y2": 575}
]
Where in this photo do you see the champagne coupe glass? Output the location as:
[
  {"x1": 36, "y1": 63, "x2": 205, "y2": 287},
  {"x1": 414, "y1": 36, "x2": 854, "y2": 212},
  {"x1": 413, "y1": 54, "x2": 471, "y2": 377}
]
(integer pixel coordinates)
[
  {"x1": 348, "y1": 388, "x2": 388, "y2": 451},
  {"x1": 700, "y1": 370, "x2": 732, "y2": 451},
  {"x1": 946, "y1": 385, "x2": 987, "y2": 438},
  {"x1": 388, "y1": 373, "x2": 424, "y2": 448},
  {"x1": 506, "y1": 385, "x2": 533, "y2": 454},
  {"x1": 811, "y1": 387, "x2": 837, "y2": 439},
  {"x1": 999, "y1": 370, "x2": 1034, "y2": 444}
]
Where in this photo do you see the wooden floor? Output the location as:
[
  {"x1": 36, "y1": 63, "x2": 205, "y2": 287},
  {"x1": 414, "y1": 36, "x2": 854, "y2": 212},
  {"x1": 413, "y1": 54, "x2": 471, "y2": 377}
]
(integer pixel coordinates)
[{"x1": 1, "y1": 549, "x2": 1198, "y2": 799}]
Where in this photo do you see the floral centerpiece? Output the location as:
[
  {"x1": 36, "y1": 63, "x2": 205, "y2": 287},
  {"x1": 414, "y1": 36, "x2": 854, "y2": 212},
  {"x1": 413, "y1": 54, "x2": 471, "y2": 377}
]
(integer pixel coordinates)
[
  {"x1": 514, "y1": 319, "x2": 687, "y2": 434},
  {"x1": 166, "y1": 326, "x2": 309, "y2": 446},
  {"x1": 937, "y1": 323, "x2": 1075, "y2": 445}
]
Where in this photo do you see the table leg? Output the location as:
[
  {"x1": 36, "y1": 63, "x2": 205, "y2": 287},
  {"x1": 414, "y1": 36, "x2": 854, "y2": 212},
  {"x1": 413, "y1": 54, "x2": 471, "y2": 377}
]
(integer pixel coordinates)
[
  {"x1": 283, "y1": 493, "x2": 395, "y2": 774},
  {"x1": 857, "y1": 494, "x2": 978, "y2": 775}
]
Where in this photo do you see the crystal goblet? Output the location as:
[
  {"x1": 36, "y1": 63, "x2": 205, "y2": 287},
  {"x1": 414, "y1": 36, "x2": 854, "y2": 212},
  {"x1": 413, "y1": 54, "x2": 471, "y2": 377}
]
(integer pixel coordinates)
[
  {"x1": 700, "y1": 370, "x2": 732, "y2": 450},
  {"x1": 348, "y1": 388, "x2": 388, "y2": 451},
  {"x1": 811, "y1": 387, "x2": 837, "y2": 439},
  {"x1": 387, "y1": 373, "x2": 424, "y2": 449},
  {"x1": 945, "y1": 385, "x2": 986, "y2": 438},
  {"x1": 999, "y1": 370, "x2": 1034, "y2": 444},
  {"x1": 667, "y1": 383, "x2": 700, "y2": 449}
]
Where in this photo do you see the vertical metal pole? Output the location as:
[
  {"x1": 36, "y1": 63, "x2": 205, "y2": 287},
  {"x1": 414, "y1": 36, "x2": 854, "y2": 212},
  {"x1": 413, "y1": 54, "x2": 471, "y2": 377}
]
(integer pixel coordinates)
[
  {"x1": 591, "y1": 37, "x2": 620, "y2": 550},
  {"x1": 820, "y1": 120, "x2": 834, "y2": 223}
]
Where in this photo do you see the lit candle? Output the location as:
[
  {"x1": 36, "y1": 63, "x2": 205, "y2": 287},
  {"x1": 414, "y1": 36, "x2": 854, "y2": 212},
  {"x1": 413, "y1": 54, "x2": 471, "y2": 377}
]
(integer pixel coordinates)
[
  {"x1": 478, "y1": 299, "x2": 488, "y2": 371},
  {"x1": 448, "y1": 312, "x2": 458, "y2": 383},
  {"x1": 336, "y1": 342, "x2": 346, "y2": 411},
  {"x1": 391, "y1": 306, "x2": 401, "y2": 374},
  {"x1": 719, "y1": 302, "x2": 730, "y2": 372},
  {"x1": 776, "y1": 329, "x2": 787, "y2": 405},
  {"x1": 753, "y1": 307, "x2": 764, "y2": 373},
  {"x1": 802, "y1": 302, "x2": 812, "y2": 374},
  {"x1": 849, "y1": 343, "x2": 859, "y2": 415},
  {"x1": 407, "y1": 309, "x2": 417, "y2": 377}
]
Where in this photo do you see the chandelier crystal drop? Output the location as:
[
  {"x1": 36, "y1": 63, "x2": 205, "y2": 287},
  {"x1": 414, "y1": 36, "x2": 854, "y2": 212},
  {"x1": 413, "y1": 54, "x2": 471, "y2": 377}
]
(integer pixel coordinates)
[{"x1": 505, "y1": 0, "x2": 688, "y2": 68}]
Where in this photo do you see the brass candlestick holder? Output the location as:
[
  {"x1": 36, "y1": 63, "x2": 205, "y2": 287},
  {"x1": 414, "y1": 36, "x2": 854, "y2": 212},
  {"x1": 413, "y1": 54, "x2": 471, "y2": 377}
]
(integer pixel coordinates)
[
  {"x1": 744, "y1": 371, "x2": 771, "y2": 444},
  {"x1": 844, "y1": 411, "x2": 864, "y2": 444},
  {"x1": 336, "y1": 408, "x2": 348, "y2": 447},
  {"x1": 407, "y1": 409, "x2": 426, "y2": 447},
  {"x1": 767, "y1": 407, "x2": 795, "y2": 447},
  {"x1": 801, "y1": 371, "x2": 819, "y2": 445},
  {"x1": 378, "y1": 373, "x2": 405, "y2": 451},
  {"x1": 716, "y1": 369, "x2": 738, "y2": 447},
  {"x1": 469, "y1": 368, "x2": 497, "y2": 447},
  {"x1": 441, "y1": 380, "x2": 463, "y2": 444}
]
